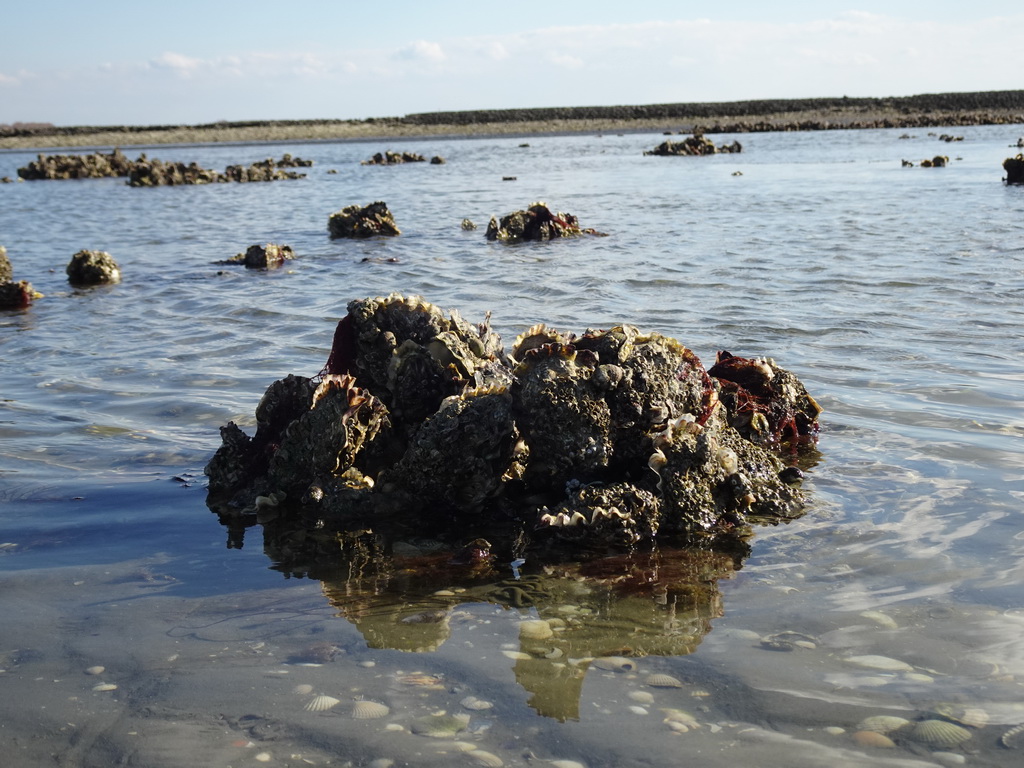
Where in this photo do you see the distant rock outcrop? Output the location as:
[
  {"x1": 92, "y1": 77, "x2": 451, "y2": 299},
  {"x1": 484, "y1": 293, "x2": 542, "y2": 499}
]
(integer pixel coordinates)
[{"x1": 644, "y1": 135, "x2": 742, "y2": 156}]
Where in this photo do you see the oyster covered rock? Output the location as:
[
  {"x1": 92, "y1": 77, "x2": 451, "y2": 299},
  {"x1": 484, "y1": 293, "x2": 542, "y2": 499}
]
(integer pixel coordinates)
[
  {"x1": 66, "y1": 249, "x2": 120, "y2": 285},
  {"x1": 206, "y1": 294, "x2": 819, "y2": 555},
  {"x1": 327, "y1": 201, "x2": 400, "y2": 238},
  {"x1": 485, "y1": 202, "x2": 605, "y2": 243}
]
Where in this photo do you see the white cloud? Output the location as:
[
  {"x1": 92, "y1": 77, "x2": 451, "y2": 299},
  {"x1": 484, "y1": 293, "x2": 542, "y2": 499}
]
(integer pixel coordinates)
[
  {"x1": 151, "y1": 51, "x2": 203, "y2": 76},
  {"x1": 395, "y1": 40, "x2": 446, "y2": 62},
  {"x1": 548, "y1": 52, "x2": 584, "y2": 69},
  {"x1": 0, "y1": 72, "x2": 19, "y2": 85}
]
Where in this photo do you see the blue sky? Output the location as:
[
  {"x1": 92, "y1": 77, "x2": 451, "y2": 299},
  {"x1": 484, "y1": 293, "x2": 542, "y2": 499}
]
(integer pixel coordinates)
[{"x1": 2, "y1": 1, "x2": 1022, "y2": 125}]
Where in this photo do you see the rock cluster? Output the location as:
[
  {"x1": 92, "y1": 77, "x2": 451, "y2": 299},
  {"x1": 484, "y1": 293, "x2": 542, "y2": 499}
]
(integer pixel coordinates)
[
  {"x1": 644, "y1": 135, "x2": 743, "y2": 156},
  {"x1": 362, "y1": 150, "x2": 426, "y2": 165},
  {"x1": 17, "y1": 149, "x2": 138, "y2": 179},
  {"x1": 219, "y1": 243, "x2": 296, "y2": 269},
  {"x1": 205, "y1": 295, "x2": 820, "y2": 558},
  {"x1": 328, "y1": 201, "x2": 401, "y2": 238},
  {"x1": 66, "y1": 250, "x2": 121, "y2": 286},
  {"x1": 128, "y1": 156, "x2": 307, "y2": 186},
  {"x1": 0, "y1": 246, "x2": 42, "y2": 309},
  {"x1": 16, "y1": 151, "x2": 310, "y2": 186},
  {"x1": 485, "y1": 202, "x2": 605, "y2": 243}
]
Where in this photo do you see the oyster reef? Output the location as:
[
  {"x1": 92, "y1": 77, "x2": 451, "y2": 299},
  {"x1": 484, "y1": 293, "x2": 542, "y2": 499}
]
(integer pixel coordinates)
[{"x1": 205, "y1": 294, "x2": 820, "y2": 559}]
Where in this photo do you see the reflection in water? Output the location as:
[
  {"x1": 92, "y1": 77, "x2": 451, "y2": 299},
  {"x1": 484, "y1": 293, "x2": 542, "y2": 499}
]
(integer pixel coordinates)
[{"x1": 223, "y1": 509, "x2": 747, "y2": 721}]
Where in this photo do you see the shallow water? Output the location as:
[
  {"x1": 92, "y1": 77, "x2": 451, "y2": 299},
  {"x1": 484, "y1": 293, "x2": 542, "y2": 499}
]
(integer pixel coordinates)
[{"x1": 2, "y1": 126, "x2": 1024, "y2": 767}]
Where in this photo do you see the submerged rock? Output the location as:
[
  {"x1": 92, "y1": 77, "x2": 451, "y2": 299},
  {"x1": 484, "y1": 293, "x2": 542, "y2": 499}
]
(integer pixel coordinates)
[
  {"x1": 1004, "y1": 154, "x2": 1024, "y2": 184},
  {"x1": 485, "y1": 202, "x2": 606, "y2": 243},
  {"x1": 0, "y1": 246, "x2": 43, "y2": 309},
  {"x1": 327, "y1": 201, "x2": 400, "y2": 238},
  {"x1": 219, "y1": 243, "x2": 296, "y2": 269},
  {"x1": 66, "y1": 249, "x2": 120, "y2": 285},
  {"x1": 644, "y1": 135, "x2": 743, "y2": 156},
  {"x1": 206, "y1": 294, "x2": 819, "y2": 556},
  {"x1": 0, "y1": 280, "x2": 42, "y2": 310}
]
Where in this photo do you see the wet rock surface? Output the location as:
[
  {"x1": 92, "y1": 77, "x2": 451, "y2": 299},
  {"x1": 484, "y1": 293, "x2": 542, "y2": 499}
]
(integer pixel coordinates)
[
  {"x1": 66, "y1": 249, "x2": 121, "y2": 285},
  {"x1": 0, "y1": 245, "x2": 10, "y2": 283},
  {"x1": 644, "y1": 135, "x2": 743, "y2": 156},
  {"x1": 327, "y1": 201, "x2": 401, "y2": 238},
  {"x1": 218, "y1": 243, "x2": 296, "y2": 269},
  {"x1": 1004, "y1": 154, "x2": 1024, "y2": 184},
  {"x1": 0, "y1": 245, "x2": 42, "y2": 309},
  {"x1": 485, "y1": 202, "x2": 606, "y2": 243},
  {"x1": 17, "y1": 149, "x2": 138, "y2": 179},
  {"x1": 206, "y1": 295, "x2": 820, "y2": 560},
  {"x1": 0, "y1": 280, "x2": 41, "y2": 310}
]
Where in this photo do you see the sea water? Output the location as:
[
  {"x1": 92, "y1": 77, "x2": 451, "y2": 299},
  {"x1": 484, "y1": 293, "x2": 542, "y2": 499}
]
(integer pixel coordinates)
[{"x1": 1, "y1": 126, "x2": 1023, "y2": 767}]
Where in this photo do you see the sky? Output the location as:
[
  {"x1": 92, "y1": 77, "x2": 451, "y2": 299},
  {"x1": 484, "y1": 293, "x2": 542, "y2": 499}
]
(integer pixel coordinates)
[{"x1": 2, "y1": 1, "x2": 1023, "y2": 126}]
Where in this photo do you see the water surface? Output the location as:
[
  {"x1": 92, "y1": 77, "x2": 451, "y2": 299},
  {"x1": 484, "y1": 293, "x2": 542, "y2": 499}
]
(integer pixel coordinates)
[{"x1": 2, "y1": 126, "x2": 1023, "y2": 767}]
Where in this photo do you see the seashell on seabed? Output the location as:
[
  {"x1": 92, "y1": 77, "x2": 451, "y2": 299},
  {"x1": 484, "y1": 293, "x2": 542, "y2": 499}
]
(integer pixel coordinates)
[
  {"x1": 410, "y1": 713, "x2": 471, "y2": 738},
  {"x1": 304, "y1": 694, "x2": 341, "y2": 712},
  {"x1": 927, "y1": 702, "x2": 989, "y2": 728},
  {"x1": 352, "y1": 700, "x2": 390, "y2": 719},
  {"x1": 1000, "y1": 723, "x2": 1024, "y2": 749},
  {"x1": 855, "y1": 715, "x2": 911, "y2": 734},
  {"x1": 518, "y1": 619, "x2": 553, "y2": 641},
  {"x1": 843, "y1": 654, "x2": 914, "y2": 672},
  {"x1": 467, "y1": 750, "x2": 504, "y2": 767},
  {"x1": 903, "y1": 719, "x2": 972, "y2": 749},
  {"x1": 460, "y1": 695, "x2": 494, "y2": 710},
  {"x1": 592, "y1": 656, "x2": 637, "y2": 672},
  {"x1": 645, "y1": 673, "x2": 684, "y2": 688}
]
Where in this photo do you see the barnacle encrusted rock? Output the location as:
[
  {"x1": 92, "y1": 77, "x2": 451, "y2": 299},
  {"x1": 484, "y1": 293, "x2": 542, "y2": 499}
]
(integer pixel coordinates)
[
  {"x1": 66, "y1": 249, "x2": 121, "y2": 285},
  {"x1": 644, "y1": 135, "x2": 743, "y2": 156},
  {"x1": 1005, "y1": 154, "x2": 1024, "y2": 184},
  {"x1": 219, "y1": 243, "x2": 296, "y2": 269},
  {"x1": 361, "y1": 150, "x2": 426, "y2": 165},
  {"x1": 0, "y1": 245, "x2": 11, "y2": 283},
  {"x1": 328, "y1": 201, "x2": 401, "y2": 238},
  {"x1": 206, "y1": 294, "x2": 820, "y2": 555},
  {"x1": 485, "y1": 202, "x2": 605, "y2": 243}
]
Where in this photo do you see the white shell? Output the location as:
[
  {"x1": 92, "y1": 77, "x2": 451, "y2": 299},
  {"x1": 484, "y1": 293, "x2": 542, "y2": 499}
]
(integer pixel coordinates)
[
  {"x1": 460, "y1": 695, "x2": 494, "y2": 710},
  {"x1": 844, "y1": 654, "x2": 914, "y2": 671},
  {"x1": 628, "y1": 691, "x2": 655, "y2": 704},
  {"x1": 592, "y1": 656, "x2": 637, "y2": 672},
  {"x1": 304, "y1": 694, "x2": 340, "y2": 712},
  {"x1": 548, "y1": 761, "x2": 587, "y2": 768},
  {"x1": 855, "y1": 715, "x2": 911, "y2": 734},
  {"x1": 293, "y1": 683, "x2": 314, "y2": 695},
  {"x1": 519, "y1": 619, "x2": 553, "y2": 641},
  {"x1": 352, "y1": 700, "x2": 390, "y2": 719},
  {"x1": 92, "y1": 683, "x2": 117, "y2": 692},
  {"x1": 467, "y1": 750, "x2": 504, "y2": 767},
  {"x1": 84, "y1": 665, "x2": 105, "y2": 675}
]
